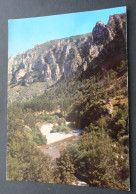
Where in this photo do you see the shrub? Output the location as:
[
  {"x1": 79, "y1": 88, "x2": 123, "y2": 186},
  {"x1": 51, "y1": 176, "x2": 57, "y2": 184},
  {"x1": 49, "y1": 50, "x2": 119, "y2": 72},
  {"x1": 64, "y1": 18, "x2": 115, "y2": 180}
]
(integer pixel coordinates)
[
  {"x1": 57, "y1": 117, "x2": 66, "y2": 125},
  {"x1": 51, "y1": 125, "x2": 70, "y2": 134}
]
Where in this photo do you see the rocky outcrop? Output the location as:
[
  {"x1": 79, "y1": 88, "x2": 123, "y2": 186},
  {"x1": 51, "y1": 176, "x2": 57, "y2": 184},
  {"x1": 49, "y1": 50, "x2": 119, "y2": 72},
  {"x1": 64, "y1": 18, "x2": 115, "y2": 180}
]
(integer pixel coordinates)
[
  {"x1": 8, "y1": 13, "x2": 127, "y2": 86},
  {"x1": 92, "y1": 21, "x2": 111, "y2": 43}
]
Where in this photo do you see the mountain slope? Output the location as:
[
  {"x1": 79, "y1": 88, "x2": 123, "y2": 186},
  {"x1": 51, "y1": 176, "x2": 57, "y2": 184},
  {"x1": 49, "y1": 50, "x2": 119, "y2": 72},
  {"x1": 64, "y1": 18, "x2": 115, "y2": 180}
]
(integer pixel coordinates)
[
  {"x1": 8, "y1": 13, "x2": 127, "y2": 104},
  {"x1": 7, "y1": 13, "x2": 129, "y2": 190}
]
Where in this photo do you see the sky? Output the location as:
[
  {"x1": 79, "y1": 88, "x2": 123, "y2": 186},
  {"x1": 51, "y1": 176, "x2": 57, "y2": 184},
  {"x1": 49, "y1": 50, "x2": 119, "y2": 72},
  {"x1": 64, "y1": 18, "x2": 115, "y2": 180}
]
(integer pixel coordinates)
[{"x1": 8, "y1": 6, "x2": 126, "y2": 57}]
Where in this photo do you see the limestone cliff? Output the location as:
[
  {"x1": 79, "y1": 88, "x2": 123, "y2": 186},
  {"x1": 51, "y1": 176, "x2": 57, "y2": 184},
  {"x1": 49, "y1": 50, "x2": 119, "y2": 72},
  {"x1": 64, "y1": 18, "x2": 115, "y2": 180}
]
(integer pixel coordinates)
[{"x1": 8, "y1": 13, "x2": 127, "y2": 87}]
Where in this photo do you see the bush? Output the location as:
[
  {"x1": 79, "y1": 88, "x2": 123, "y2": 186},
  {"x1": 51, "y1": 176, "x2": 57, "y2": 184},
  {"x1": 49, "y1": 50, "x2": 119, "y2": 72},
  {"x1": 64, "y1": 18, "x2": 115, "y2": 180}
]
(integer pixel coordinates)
[
  {"x1": 31, "y1": 127, "x2": 47, "y2": 145},
  {"x1": 44, "y1": 115, "x2": 59, "y2": 124},
  {"x1": 57, "y1": 117, "x2": 66, "y2": 125},
  {"x1": 51, "y1": 125, "x2": 70, "y2": 134}
]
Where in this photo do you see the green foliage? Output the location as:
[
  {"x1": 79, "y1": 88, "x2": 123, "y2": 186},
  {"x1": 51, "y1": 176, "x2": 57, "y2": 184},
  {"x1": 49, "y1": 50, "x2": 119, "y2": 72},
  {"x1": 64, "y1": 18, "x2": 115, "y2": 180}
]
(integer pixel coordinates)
[
  {"x1": 50, "y1": 59, "x2": 129, "y2": 189},
  {"x1": 57, "y1": 117, "x2": 66, "y2": 125},
  {"x1": 31, "y1": 127, "x2": 47, "y2": 146},
  {"x1": 117, "y1": 60, "x2": 127, "y2": 74},
  {"x1": 24, "y1": 109, "x2": 36, "y2": 128},
  {"x1": 55, "y1": 129, "x2": 129, "y2": 190},
  {"x1": 77, "y1": 130, "x2": 129, "y2": 189},
  {"x1": 7, "y1": 106, "x2": 50, "y2": 182},
  {"x1": 107, "y1": 101, "x2": 128, "y2": 140},
  {"x1": 53, "y1": 150, "x2": 77, "y2": 185},
  {"x1": 43, "y1": 115, "x2": 59, "y2": 123},
  {"x1": 7, "y1": 56, "x2": 129, "y2": 189},
  {"x1": 51, "y1": 125, "x2": 70, "y2": 134}
]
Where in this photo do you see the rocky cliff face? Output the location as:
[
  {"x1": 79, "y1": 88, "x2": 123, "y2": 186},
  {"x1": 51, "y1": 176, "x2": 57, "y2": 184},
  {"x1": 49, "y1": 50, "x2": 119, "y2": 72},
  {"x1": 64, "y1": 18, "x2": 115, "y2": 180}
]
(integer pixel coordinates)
[{"x1": 8, "y1": 13, "x2": 127, "y2": 87}]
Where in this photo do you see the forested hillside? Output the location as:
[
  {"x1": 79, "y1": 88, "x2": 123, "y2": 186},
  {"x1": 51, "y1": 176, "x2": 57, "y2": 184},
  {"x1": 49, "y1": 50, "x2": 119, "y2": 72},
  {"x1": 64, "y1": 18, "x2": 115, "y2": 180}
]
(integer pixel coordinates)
[{"x1": 7, "y1": 13, "x2": 129, "y2": 190}]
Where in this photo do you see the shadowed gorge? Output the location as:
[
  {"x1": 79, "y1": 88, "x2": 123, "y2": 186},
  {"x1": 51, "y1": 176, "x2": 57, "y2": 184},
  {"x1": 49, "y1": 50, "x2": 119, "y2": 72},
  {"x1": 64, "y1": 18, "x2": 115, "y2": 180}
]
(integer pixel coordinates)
[{"x1": 7, "y1": 12, "x2": 129, "y2": 190}]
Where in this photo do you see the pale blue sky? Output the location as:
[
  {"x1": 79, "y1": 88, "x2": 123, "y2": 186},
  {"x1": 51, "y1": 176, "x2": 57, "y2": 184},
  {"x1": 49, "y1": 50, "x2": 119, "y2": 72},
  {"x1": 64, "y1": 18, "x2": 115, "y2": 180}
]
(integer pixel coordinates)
[{"x1": 8, "y1": 6, "x2": 126, "y2": 57}]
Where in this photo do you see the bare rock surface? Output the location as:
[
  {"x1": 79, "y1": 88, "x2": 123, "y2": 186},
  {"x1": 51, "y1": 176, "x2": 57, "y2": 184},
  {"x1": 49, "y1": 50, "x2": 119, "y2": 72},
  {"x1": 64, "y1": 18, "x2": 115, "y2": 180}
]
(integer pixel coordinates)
[{"x1": 8, "y1": 13, "x2": 127, "y2": 89}]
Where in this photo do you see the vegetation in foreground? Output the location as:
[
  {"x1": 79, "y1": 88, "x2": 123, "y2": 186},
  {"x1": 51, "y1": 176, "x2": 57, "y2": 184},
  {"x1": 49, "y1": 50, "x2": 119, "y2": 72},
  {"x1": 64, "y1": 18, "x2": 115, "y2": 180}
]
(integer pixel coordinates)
[{"x1": 7, "y1": 59, "x2": 129, "y2": 190}]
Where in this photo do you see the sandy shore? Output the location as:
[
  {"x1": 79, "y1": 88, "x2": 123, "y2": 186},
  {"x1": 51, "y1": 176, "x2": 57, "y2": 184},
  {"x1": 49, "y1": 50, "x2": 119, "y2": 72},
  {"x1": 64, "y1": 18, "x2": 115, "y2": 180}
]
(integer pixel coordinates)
[{"x1": 40, "y1": 123, "x2": 73, "y2": 144}]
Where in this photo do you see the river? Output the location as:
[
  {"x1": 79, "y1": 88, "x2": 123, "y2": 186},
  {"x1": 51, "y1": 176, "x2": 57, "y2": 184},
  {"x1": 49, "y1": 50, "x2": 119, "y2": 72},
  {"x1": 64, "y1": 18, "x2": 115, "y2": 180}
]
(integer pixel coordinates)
[
  {"x1": 39, "y1": 123, "x2": 83, "y2": 158},
  {"x1": 39, "y1": 123, "x2": 87, "y2": 186}
]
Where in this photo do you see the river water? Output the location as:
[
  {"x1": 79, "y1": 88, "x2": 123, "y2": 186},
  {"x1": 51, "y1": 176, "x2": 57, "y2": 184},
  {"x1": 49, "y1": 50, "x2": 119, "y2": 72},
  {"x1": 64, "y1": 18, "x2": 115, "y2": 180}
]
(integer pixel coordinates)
[
  {"x1": 39, "y1": 124, "x2": 87, "y2": 186},
  {"x1": 40, "y1": 123, "x2": 83, "y2": 159}
]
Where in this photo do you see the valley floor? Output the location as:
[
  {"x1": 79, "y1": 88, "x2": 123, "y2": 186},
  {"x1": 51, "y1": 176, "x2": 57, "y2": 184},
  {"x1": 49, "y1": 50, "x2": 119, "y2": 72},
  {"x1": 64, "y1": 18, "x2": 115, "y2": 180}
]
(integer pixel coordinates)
[
  {"x1": 40, "y1": 123, "x2": 74, "y2": 144},
  {"x1": 39, "y1": 122, "x2": 82, "y2": 158}
]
